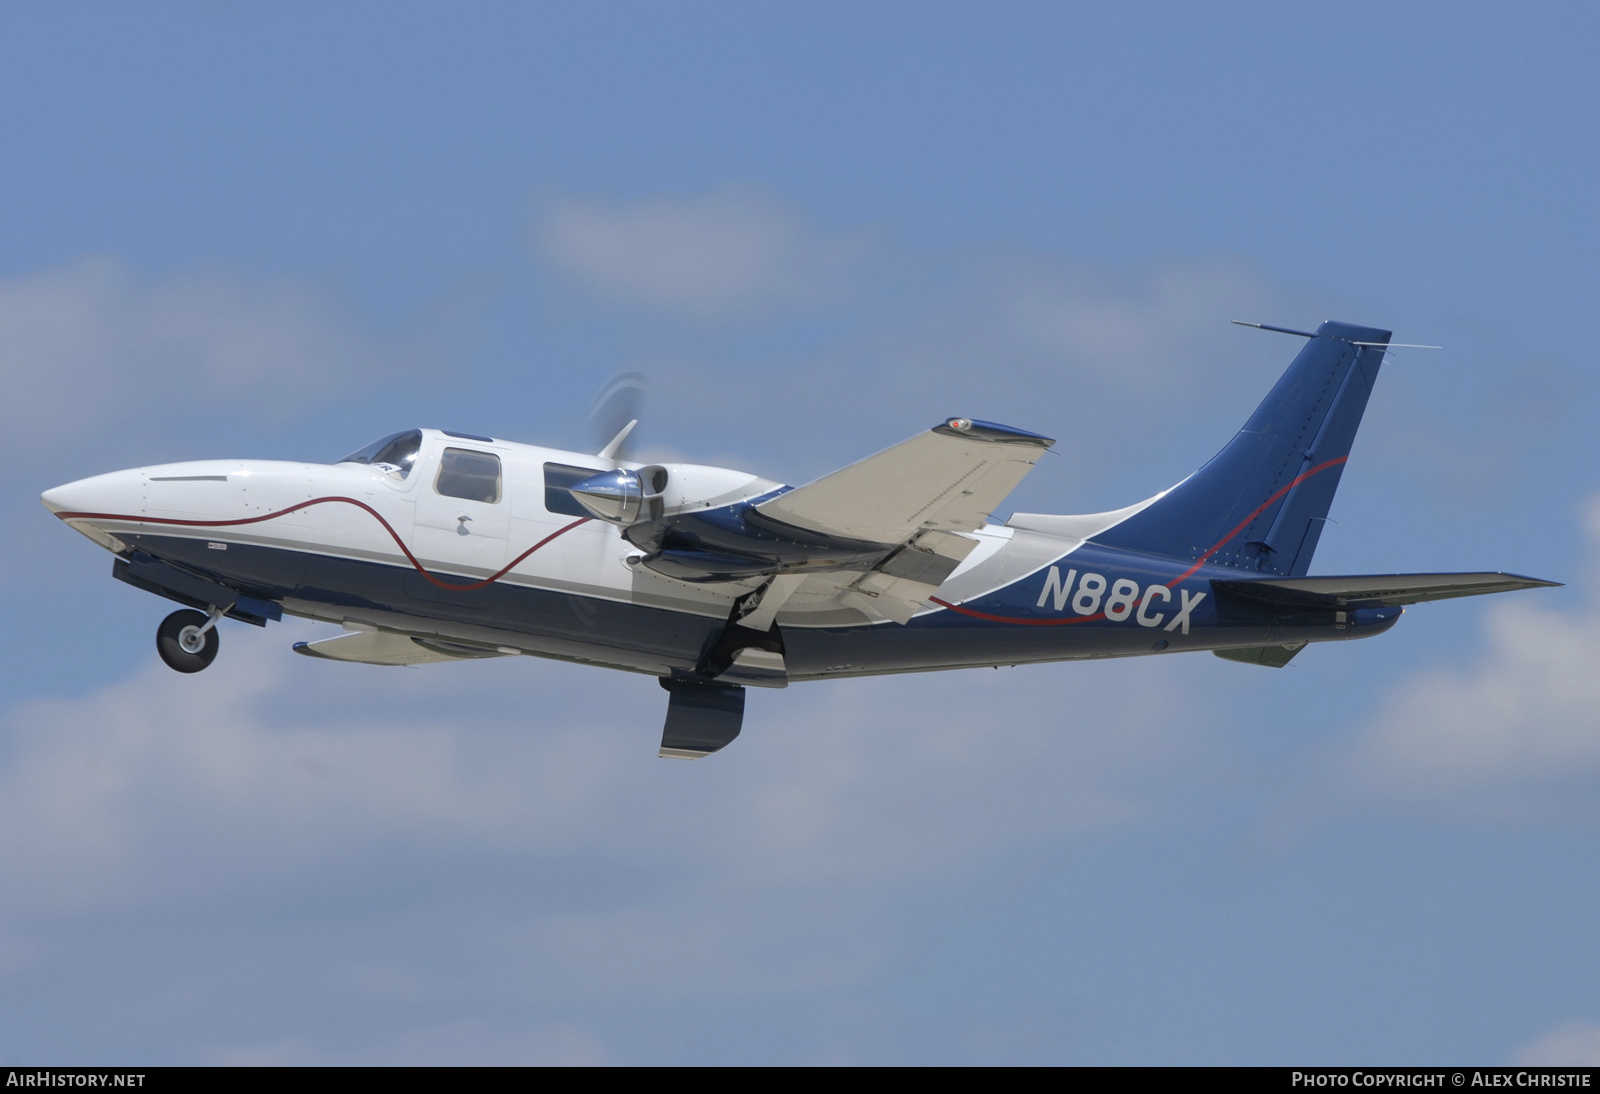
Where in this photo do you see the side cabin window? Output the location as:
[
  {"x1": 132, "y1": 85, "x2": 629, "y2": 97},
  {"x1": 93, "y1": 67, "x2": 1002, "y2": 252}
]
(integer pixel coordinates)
[
  {"x1": 340, "y1": 430, "x2": 423, "y2": 479},
  {"x1": 435, "y1": 448, "x2": 502, "y2": 504}
]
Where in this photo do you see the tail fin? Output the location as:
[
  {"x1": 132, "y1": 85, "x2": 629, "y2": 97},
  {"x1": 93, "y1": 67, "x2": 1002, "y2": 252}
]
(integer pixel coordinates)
[{"x1": 1091, "y1": 320, "x2": 1391, "y2": 576}]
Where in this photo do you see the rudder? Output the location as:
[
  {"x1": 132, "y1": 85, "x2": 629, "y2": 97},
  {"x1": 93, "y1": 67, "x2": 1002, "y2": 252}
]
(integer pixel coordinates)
[{"x1": 1091, "y1": 320, "x2": 1391, "y2": 576}]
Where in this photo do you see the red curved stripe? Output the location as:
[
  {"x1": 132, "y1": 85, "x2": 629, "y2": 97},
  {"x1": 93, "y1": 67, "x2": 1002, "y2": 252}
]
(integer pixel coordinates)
[
  {"x1": 932, "y1": 456, "x2": 1348, "y2": 624},
  {"x1": 1165, "y1": 456, "x2": 1347, "y2": 585},
  {"x1": 54, "y1": 499, "x2": 591, "y2": 593}
]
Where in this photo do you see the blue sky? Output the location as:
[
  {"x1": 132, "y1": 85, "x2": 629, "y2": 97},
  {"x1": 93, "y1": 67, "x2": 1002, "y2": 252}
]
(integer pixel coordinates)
[{"x1": 2, "y1": 2, "x2": 1598, "y2": 1064}]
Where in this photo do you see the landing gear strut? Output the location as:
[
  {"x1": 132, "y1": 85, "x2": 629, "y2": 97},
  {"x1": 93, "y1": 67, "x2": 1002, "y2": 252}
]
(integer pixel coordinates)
[{"x1": 156, "y1": 608, "x2": 222, "y2": 673}]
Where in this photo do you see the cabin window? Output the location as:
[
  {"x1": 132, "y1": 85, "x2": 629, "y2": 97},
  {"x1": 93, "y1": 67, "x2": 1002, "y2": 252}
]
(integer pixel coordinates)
[
  {"x1": 339, "y1": 430, "x2": 423, "y2": 479},
  {"x1": 435, "y1": 448, "x2": 502, "y2": 504}
]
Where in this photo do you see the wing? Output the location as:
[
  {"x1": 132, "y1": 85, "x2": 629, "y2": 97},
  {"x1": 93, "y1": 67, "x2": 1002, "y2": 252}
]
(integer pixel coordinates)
[
  {"x1": 757, "y1": 417, "x2": 1055, "y2": 544},
  {"x1": 750, "y1": 418, "x2": 1054, "y2": 624}
]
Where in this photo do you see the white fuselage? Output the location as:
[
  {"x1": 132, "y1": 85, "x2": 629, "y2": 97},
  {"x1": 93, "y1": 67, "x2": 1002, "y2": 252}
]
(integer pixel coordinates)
[{"x1": 40, "y1": 429, "x2": 1070, "y2": 678}]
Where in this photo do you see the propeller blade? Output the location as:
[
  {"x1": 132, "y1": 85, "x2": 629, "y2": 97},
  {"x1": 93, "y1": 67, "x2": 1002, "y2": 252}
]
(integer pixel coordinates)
[{"x1": 588, "y1": 372, "x2": 646, "y2": 460}]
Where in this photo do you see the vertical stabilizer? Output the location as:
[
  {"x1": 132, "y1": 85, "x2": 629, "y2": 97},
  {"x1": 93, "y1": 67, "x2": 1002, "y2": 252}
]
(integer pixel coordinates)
[{"x1": 1091, "y1": 320, "x2": 1390, "y2": 576}]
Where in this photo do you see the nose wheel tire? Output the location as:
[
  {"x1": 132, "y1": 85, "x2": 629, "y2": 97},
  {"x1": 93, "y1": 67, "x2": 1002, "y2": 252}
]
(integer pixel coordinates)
[{"x1": 157, "y1": 609, "x2": 220, "y2": 673}]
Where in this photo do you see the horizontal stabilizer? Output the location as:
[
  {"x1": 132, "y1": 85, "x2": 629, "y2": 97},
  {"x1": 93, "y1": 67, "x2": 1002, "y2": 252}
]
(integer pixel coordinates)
[{"x1": 1212, "y1": 571, "x2": 1560, "y2": 610}]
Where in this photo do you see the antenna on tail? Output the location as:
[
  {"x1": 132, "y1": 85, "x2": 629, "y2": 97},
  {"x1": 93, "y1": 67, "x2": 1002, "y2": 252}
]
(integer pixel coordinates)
[{"x1": 1232, "y1": 320, "x2": 1440, "y2": 350}]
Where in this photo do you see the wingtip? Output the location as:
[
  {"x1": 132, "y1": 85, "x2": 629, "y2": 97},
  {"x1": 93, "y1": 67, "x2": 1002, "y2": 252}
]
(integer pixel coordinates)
[
  {"x1": 1499, "y1": 572, "x2": 1563, "y2": 589},
  {"x1": 933, "y1": 417, "x2": 1055, "y2": 446}
]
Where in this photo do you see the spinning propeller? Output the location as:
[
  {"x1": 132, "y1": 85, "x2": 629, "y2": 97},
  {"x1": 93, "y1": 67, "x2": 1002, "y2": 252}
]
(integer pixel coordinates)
[{"x1": 588, "y1": 371, "x2": 646, "y2": 461}]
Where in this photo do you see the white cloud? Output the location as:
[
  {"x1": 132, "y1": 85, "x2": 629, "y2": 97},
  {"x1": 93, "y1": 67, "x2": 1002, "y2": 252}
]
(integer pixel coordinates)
[
  {"x1": 0, "y1": 257, "x2": 370, "y2": 441},
  {"x1": 633, "y1": 250, "x2": 1331, "y2": 500},
  {"x1": 534, "y1": 187, "x2": 870, "y2": 319},
  {"x1": 1515, "y1": 1020, "x2": 1600, "y2": 1066},
  {"x1": 1301, "y1": 497, "x2": 1597, "y2": 819},
  {"x1": 997, "y1": 257, "x2": 1285, "y2": 385},
  {"x1": 0, "y1": 617, "x2": 1220, "y2": 1016},
  {"x1": 1348, "y1": 601, "x2": 1600, "y2": 792},
  {"x1": 526, "y1": 189, "x2": 1341, "y2": 500}
]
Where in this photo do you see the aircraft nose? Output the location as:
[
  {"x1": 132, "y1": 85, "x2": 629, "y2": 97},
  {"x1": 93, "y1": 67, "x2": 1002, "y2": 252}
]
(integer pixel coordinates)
[
  {"x1": 40, "y1": 482, "x2": 77, "y2": 513},
  {"x1": 40, "y1": 469, "x2": 141, "y2": 517}
]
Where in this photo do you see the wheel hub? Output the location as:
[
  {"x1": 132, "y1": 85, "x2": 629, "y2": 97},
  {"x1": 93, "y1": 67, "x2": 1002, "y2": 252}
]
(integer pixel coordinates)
[{"x1": 178, "y1": 626, "x2": 206, "y2": 654}]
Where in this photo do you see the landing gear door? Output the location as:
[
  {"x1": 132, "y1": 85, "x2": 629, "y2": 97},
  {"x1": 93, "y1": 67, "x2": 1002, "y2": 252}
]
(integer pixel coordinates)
[{"x1": 414, "y1": 446, "x2": 511, "y2": 577}]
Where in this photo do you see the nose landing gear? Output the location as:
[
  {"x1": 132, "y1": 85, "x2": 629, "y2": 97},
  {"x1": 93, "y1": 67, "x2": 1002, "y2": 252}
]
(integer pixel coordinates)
[{"x1": 156, "y1": 608, "x2": 222, "y2": 673}]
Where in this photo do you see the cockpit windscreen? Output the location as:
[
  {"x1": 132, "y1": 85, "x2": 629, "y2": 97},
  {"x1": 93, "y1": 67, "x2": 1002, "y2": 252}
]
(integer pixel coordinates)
[{"x1": 340, "y1": 430, "x2": 423, "y2": 478}]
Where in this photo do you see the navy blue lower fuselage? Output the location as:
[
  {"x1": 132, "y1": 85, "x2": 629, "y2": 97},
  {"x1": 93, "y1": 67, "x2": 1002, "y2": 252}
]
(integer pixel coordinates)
[{"x1": 118, "y1": 531, "x2": 1399, "y2": 682}]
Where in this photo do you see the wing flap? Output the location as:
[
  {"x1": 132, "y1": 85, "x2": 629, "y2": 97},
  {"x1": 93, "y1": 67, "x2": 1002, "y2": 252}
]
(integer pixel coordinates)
[{"x1": 840, "y1": 573, "x2": 940, "y2": 625}]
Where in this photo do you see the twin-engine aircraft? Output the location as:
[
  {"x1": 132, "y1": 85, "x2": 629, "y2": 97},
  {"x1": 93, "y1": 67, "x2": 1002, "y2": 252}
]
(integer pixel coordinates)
[{"x1": 43, "y1": 320, "x2": 1556, "y2": 758}]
